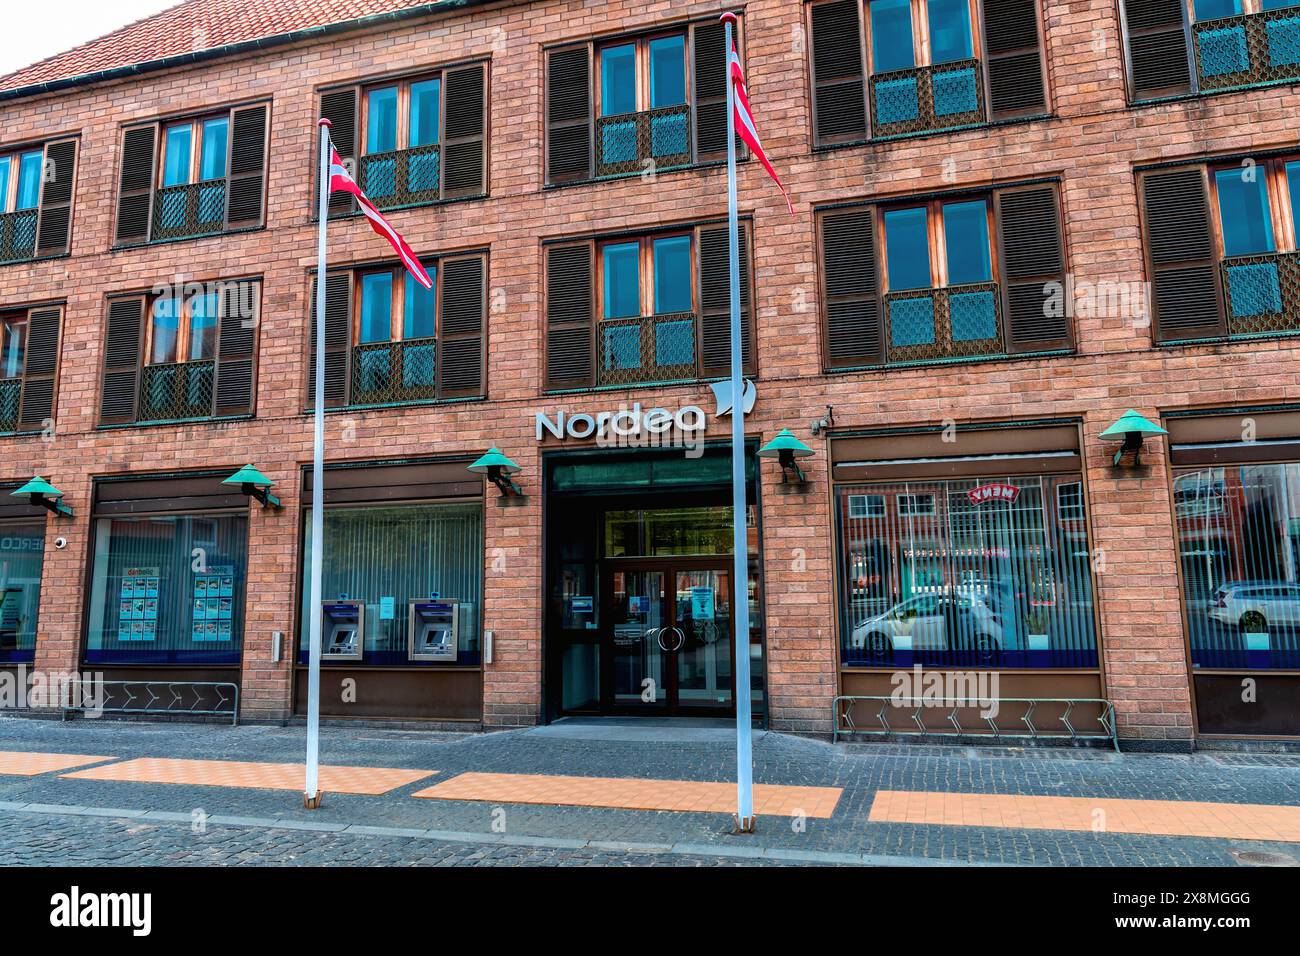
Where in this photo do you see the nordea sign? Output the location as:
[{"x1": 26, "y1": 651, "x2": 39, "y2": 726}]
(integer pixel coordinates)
[{"x1": 536, "y1": 403, "x2": 707, "y2": 441}]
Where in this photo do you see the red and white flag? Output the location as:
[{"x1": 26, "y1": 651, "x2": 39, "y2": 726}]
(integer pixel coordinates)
[
  {"x1": 328, "y1": 144, "x2": 433, "y2": 289},
  {"x1": 728, "y1": 36, "x2": 794, "y2": 216}
]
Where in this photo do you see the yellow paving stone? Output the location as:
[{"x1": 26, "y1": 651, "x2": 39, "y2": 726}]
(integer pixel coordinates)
[
  {"x1": 61, "y1": 757, "x2": 433, "y2": 795},
  {"x1": 413, "y1": 771, "x2": 842, "y2": 818},
  {"x1": 0, "y1": 751, "x2": 116, "y2": 776},
  {"x1": 869, "y1": 790, "x2": 1300, "y2": 842}
]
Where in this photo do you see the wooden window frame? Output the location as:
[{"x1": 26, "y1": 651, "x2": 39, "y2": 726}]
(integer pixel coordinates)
[
  {"x1": 863, "y1": 0, "x2": 983, "y2": 75},
  {"x1": 157, "y1": 114, "x2": 229, "y2": 189},
  {"x1": 1205, "y1": 155, "x2": 1300, "y2": 260},
  {"x1": 595, "y1": 230, "x2": 697, "y2": 320},
  {"x1": 359, "y1": 73, "x2": 445, "y2": 157},
  {"x1": 0, "y1": 148, "x2": 44, "y2": 213},
  {"x1": 0, "y1": 311, "x2": 27, "y2": 379},
  {"x1": 594, "y1": 29, "x2": 691, "y2": 119},
  {"x1": 143, "y1": 291, "x2": 221, "y2": 367},
  {"x1": 876, "y1": 195, "x2": 999, "y2": 293},
  {"x1": 352, "y1": 261, "x2": 441, "y2": 345}
]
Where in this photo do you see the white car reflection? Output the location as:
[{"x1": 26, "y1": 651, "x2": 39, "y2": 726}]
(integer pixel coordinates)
[{"x1": 849, "y1": 593, "x2": 1010, "y2": 661}]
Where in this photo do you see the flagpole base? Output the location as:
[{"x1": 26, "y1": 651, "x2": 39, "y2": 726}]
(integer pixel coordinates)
[
  {"x1": 304, "y1": 793, "x2": 324, "y2": 810},
  {"x1": 732, "y1": 815, "x2": 756, "y2": 834}
]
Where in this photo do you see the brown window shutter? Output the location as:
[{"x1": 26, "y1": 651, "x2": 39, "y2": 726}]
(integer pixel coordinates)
[
  {"x1": 996, "y1": 184, "x2": 1071, "y2": 353},
  {"x1": 1121, "y1": 0, "x2": 1193, "y2": 100},
  {"x1": 820, "y1": 207, "x2": 882, "y2": 368},
  {"x1": 443, "y1": 63, "x2": 488, "y2": 199},
  {"x1": 692, "y1": 20, "x2": 733, "y2": 162},
  {"x1": 320, "y1": 87, "x2": 359, "y2": 217},
  {"x1": 981, "y1": 0, "x2": 1048, "y2": 119},
  {"x1": 438, "y1": 255, "x2": 486, "y2": 399},
  {"x1": 36, "y1": 139, "x2": 77, "y2": 257},
  {"x1": 698, "y1": 221, "x2": 754, "y2": 380},
  {"x1": 309, "y1": 272, "x2": 352, "y2": 407},
  {"x1": 810, "y1": 0, "x2": 867, "y2": 146},
  {"x1": 100, "y1": 296, "x2": 146, "y2": 424},
  {"x1": 18, "y1": 306, "x2": 61, "y2": 430},
  {"x1": 546, "y1": 46, "x2": 592, "y2": 184},
  {"x1": 226, "y1": 103, "x2": 268, "y2": 230},
  {"x1": 214, "y1": 280, "x2": 259, "y2": 417},
  {"x1": 116, "y1": 125, "x2": 157, "y2": 245},
  {"x1": 546, "y1": 242, "x2": 594, "y2": 390},
  {"x1": 1140, "y1": 166, "x2": 1225, "y2": 343}
]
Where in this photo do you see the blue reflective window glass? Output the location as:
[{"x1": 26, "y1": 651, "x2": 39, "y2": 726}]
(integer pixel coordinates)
[
  {"x1": 652, "y1": 236, "x2": 692, "y2": 314},
  {"x1": 1194, "y1": 0, "x2": 1241, "y2": 18},
  {"x1": 601, "y1": 44, "x2": 637, "y2": 116},
  {"x1": 189, "y1": 293, "x2": 219, "y2": 361},
  {"x1": 409, "y1": 79, "x2": 442, "y2": 148},
  {"x1": 1262, "y1": 0, "x2": 1300, "y2": 8},
  {"x1": 151, "y1": 297, "x2": 181, "y2": 364},
  {"x1": 1287, "y1": 163, "x2": 1300, "y2": 238},
  {"x1": 15, "y1": 151, "x2": 42, "y2": 210},
  {"x1": 649, "y1": 36, "x2": 687, "y2": 108},
  {"x1": 162, "y1": 126, "x2": 193, "y2": 187},
  {"x1": 200, "y1": 118, "x2": 228, "y2": 181},
  {"x1": 870, "y1": 0, "x2": 916, "y2": 73},
  {"x1": 0, "y1": 158, "x2": 10, "y2": 213},
  {"x1": 603, "y1": 242, "x2": 641, "y2": 318},
  {"x1": 1215, "y1": 167, "x2": 1276, "y2": 256},
  {"x1": 404, "y1": 264, "x2": 438, "y2": 339},
  {"x1": 942, "y1": 200, "x2": 992, "y2": 285},
  {"x1": 367, "y1": 87, "x2": 399, "y2": 153},
  {"x1": 2, "y1": 318, "x2": 26, "y2": 378},
  {"x1": 884, "y1": 207, "x2": 932, "y2": 291},
  {"x1": 360, "y1": 272, "x2": 394, "y2": 343},
  {"x1": 927, "y1": 0, "x2": 974, "y2": 64}
]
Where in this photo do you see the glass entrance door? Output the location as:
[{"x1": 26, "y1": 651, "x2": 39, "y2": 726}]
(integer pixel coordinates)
[{"x1": 604, "y1": 562, "x2": 735, "y2": 715}]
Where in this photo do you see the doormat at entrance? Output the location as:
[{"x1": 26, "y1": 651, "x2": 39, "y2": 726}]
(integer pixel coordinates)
[
  {"x1": 61, "y1": 757, "x2": 434, "y2": 795},
  {"x1": 0, "y1": 751, "x2": 116, "y2": 776},
  {"x1": 869, "y1": 790, "x2": 1300, "y2": 842},
  {"x1": 412, "y1": 772, "x2": 843, "y2": 818}
]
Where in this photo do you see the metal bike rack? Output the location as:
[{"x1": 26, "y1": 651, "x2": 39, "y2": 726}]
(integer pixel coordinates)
[
  {"x1": 832, "y1": 695, "x2": 1119, "y2": 752},
  {"x1": 61, "y1": 680, "x2": 239, "y2": 726}
]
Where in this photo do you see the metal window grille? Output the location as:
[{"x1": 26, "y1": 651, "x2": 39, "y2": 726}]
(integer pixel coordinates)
[{"x1": 869, "y1": 59, "x2": 985, "y2": 138}]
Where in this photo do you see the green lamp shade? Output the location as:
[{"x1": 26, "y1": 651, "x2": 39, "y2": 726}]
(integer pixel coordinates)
[
  {"x1": 12, "y1": 476, "x2": 63, "y2": 499},
  {"x1": 469, "y1": 448, "x2": 522, "y2": 475},
  {"x1": 222, "y1": 464, "x2": 274, "y2": 489},
  {"x1": 758, "y1": 429, "x2": 814, "y2": 459},
  {"x1": 1100, "y1": 410, "x2": 1168, "y2": 441}
]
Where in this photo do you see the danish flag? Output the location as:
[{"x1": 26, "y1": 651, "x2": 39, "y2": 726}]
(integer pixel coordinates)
[
  {"x1": 728, "y1": 30, "x2": 794, "y2": 215},
  {"x1": 328, "y1": 143, "x2": 433, "y2": 289}
]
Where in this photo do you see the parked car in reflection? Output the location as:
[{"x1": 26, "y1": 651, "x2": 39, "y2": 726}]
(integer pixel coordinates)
[
  {"x1": 849, "y1": 592, "x2": 1011, "y2": 662},
  {"x1": 1207, "y1": 580, "x2": 1300, "y2": 631}
]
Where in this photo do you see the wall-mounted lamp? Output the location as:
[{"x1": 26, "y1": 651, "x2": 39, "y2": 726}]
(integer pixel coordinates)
[
  {"x1": 1100, "y1": 410, "x2": 1168, "y2": 468},
  {"x1": 810, "y1": 405, "x2": 835, "y2": 437},
  {"x1": 758, "y1": 429, "x2": 814, "y2": 485},
  {"x1": 469, "y1": 448, "x2": 524, "y2": 498},
  {"x1": 222, "y1": 464, "x2": 282, "y2": 509},
  {"x1": 11, "y1": 476, "x2": 73, "y2": 517}
]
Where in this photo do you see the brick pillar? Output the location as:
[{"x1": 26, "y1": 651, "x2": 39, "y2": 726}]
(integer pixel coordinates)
[
  {"x1": 1086, "y1": 408, "x2": 1195, "y2": 750},
  {"x1": 481, "y1": 438, "x2": 543, "y2": 728},
  {"x1": 760, "y1": 451, "x2": 838, "y2": 735},
  {"x1": 33, "y1": 471, "x2": 93, "y2": 687},
  {"x1": 237, "y1": 470, "x2": 299, "y2": 722}
]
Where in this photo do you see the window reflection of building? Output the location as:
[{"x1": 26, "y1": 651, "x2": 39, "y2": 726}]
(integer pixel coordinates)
[{"x1": 0, "y1": 521, "x2": 44, "y2": 661}]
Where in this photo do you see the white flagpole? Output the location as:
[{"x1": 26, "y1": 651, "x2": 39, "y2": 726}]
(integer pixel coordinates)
[
  {"x1": 305, "y1": 119, "x2": 331, "y2": 807},
  {"x1": 722, "y1": 11, "x2": 755, "y2": 833}
]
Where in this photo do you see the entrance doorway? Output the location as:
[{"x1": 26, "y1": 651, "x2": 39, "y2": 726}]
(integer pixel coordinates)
[{"x1": 605, "y1": 560, "x2": 734, "y2": 715}]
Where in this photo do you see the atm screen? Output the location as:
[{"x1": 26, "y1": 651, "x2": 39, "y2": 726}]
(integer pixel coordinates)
[{"x1": 322, "y1": 602, "x2": 363, "y2": 659}]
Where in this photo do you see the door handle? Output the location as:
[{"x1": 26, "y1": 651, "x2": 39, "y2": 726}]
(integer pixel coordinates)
[
  {"x1": 669, "y1": 626, "x2": 685, "y2": 652},
  {"x1": 655, "y1": 628, "x2": 671, "y2": 652}
]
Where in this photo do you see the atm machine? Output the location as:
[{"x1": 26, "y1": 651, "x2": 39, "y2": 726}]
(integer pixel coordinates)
[
  {"x1": 408, "y1": 600, "x2": 459, "y2": 662},
  {"x1": 321, "y1": 600, "x2": 364, "y2": 660}
]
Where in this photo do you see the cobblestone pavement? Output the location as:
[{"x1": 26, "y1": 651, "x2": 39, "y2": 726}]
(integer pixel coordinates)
[{"x1": 2, "y1": 716, "x2": 1299, "y2": 867}]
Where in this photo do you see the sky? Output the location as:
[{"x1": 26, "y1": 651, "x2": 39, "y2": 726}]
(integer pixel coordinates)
[{"x1": 0, "y1": 1, "x2": 182, "y2": 76}]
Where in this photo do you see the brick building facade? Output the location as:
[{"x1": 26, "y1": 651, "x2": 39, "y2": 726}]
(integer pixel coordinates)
[{"x1": 0, "y1": 0, "x2": 1298, "y2": 749}]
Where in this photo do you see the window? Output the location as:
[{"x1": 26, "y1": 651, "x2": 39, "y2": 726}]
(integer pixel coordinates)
[
  {"x1": 836, "y1": 476, "x2": 1099, "y2": 668},
  {"x1": 310, "y1": 254, "x2": 485, "y2": 408},
  {"x1": 0, "y1": 305, "x2": 60, "y2": 434},
  {"x1": 100, "y1": 281, "x2": 260, "y2": 425},
  {"x1": 807, "y1": 0, "x2": 1047, "y2": 147},
  {"x1": 0, "y1": 138, "x2": 77, "y2": 263},
  {"x1": 1056, "y1": 482, "x2": 1085, "y2": 522},
  {"x1": 819, "y1": 183, "x2": 1067, "y2": 369},
  {"x1": 848, "y1": 494, "x2": 886, "y2": 518},
  {"x1": 321, "y1": 62, "x2": 487, "y2": 215},
  {"x1": 1141, "y1": 157, "x2": 1300, "y2": 342},
  {"x1": 116, "y1": 103, "x2": 267, "y2": 246},
  {"x1": 545, "y1": 220, "x2": 755, "y2": 390},
  {"x1": 1121, "y1": 0, "x2": 1300, "y2": 102},
  {"x1": 0, "y1": 519, "x2": 45, "y2": 663},
  {"x1": 546, "y1": 18, "x2": 734, "y2": 184}
]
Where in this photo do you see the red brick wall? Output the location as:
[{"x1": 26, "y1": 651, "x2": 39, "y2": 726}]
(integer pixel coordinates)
[{"x1": 4, "y1": 0, "x2": 1298, "y2": 742}]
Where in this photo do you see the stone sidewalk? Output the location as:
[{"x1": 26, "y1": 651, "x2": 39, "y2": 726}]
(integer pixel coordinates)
[{"x1": 1, "y1": 716, "x2": 1298, "y2": 867}]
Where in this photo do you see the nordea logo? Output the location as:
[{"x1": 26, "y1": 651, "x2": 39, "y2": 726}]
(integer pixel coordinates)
[{"x1": 536, "y1": 403, "x2": 706, "y2": 441}]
